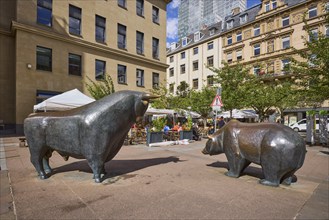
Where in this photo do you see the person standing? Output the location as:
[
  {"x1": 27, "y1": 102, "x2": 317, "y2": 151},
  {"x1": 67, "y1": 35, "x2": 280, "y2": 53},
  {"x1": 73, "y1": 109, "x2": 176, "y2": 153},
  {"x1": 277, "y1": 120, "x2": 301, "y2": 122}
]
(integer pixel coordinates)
[{"x1": 218, "y1": 116, "x2": 226, "y2": 128}]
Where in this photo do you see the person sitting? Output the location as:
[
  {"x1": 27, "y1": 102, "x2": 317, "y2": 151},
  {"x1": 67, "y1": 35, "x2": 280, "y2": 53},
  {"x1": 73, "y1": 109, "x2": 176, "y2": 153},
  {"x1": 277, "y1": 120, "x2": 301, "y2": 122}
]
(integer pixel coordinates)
[
  {"x1": 163, "y1": 124, "x2": 170, "y2": 141},
  {"x1": 172, "y1": 122, "x2": 182, "y2": 132}
]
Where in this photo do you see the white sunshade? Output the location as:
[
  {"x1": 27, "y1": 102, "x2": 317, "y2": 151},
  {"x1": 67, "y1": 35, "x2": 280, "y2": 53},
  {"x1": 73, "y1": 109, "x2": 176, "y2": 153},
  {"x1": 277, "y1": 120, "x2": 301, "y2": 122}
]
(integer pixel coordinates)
[
  {"x1": 217, "y1": 109, "x2": 258, "y2": 119},
  {"x1": 33, "y1": 89, "x2": 95, "y2": 112}
]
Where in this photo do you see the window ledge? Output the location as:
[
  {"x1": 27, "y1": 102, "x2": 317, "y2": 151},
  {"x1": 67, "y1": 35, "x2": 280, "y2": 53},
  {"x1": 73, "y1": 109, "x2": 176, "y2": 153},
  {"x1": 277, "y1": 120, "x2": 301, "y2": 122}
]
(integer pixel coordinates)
[{"x1": 118, "y1": 82, "x2": 128, "y2": 85}]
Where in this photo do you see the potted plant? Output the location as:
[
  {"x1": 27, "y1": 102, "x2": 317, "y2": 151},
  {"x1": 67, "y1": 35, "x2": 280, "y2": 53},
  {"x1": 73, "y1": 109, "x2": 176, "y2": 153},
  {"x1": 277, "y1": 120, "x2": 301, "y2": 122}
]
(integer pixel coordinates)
[
  {"x1": 147, "y1": 117, "x2": 166, "y2": 146},
  {"x1": 180, "y1": 116, "x2": 193, "y2": 140}
]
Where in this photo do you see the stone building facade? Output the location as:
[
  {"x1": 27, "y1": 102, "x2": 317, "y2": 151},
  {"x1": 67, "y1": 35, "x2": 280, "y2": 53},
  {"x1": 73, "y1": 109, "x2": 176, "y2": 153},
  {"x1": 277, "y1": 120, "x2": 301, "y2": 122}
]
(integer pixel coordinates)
[
  {"x1": 0, "y1": 0, "x2": 170, "y2": 134},
  {"x1": 167, "y1": 0, "x2": 329, "y2": 122}
]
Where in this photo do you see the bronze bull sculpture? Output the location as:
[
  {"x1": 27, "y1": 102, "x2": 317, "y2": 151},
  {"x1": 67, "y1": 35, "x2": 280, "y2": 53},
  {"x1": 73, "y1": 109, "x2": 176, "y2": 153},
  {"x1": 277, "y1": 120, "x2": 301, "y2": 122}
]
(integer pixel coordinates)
[
  {"x1": 24, "y1": 90, "x2": 158, "y2": 183},
  {"x1": 202, "y1": 120, "x2": 306, "y2": 187}
]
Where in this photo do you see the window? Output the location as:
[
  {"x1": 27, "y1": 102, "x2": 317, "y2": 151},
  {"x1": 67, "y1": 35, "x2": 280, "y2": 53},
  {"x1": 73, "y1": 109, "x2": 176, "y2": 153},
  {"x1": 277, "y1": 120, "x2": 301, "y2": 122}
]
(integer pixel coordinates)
[
  {"x1": 152, "y1": 6, "x2": 159, "y2": 23},
  {"x1": 193, "y1": 47, "x2": 198, "y2": 55},
  {"x1": 169, "y1": 67, "x2": 174, "y2": 77},
  {"x1": 118, "y1": 24, "x2": 126, "y2": 49},
  {"x1": 193, "y1": 78, "x2": 198, "y2": 89},
  {"x1": 208, "y1": 41, "x2": 214, "y2": 50},
  {"x1": 207, "y1": 56, "x2": 214, "y2": 67},
  {"x1": 136, "y1": 31, "x2": 144, "y2": 54},
  {"x1": 181, "y1": 52, "x2": 185, "y2": 59},
  {"x1": 118, "y1": 64, "x2": 127, "y2": 84},
  {"x1": 68, "y1": 53, "x2": 81, "y2": 76},
  {"x1": 253, "y1": 66, "x2": 260, "y2": 75},
  {"x1": 282, "y1": 59, "x2": 290, "y2": 74},
  {"x1": 170, "y1": 42, "x2": 177, "y2": 50},
  {"x1": 95, "y1": 59, "x2": 106, "y2": 80},
  {"x1": 227, "y1": 36, "x2": 232, "y2": 45},
  {"x1": 236, "y1": 32, "x2": 242, "y2": 42},
  {"x1": 308, "y1": 6, "x2": 317, "y2": 18},
  {"x1": 136, "y1": 0, "x2": 144, "y2": 16},
  {"x1": 207, "y1": 76, "x2": 214, "y2": 86},
  {"x1": 227, "y1": 20, "x2": 233, "y2": 29},
  {"x1": 169, "y1": 83, "x2": 174, "y2": 93},
  {"x1": 282, "y1": 16, "x2": 289, "y2": 27},
  {"x1": 309, "y1": 28, "x2": 318, "y2": 42},
  {"x1": 236, "y1": 50, "x2": 242, "y2": 61},
  {"x1": 266, "y1": 61, "x2": 274, "y2": 73},
  {"x1": 95, "y1": 15, "x2": 106, "y2": 43},
  {"x1": 182, "y1": 37, "x2": 188, "y2": 46},
  {"x1": 180, "y1": 64, "x2": 185, "y2": 74},
  {"x1": 193, "y1": 60, "x2": 198, "y2": 71},
  {"x1": 227, "y1": 52, "x2": 232, "y2": 63},
  {"x1": 152, "y1": 37, "x2": 159, "y2": 59},
  {"x1": 282, "y1": 36, "x2": 290, "y2": 49},
  {"x1": 69, "y1": 5, "x2": 81, "y2": 35},
  {"x1": 118, "y1": 0, "x2": 126, "y2": 8},
  {"x1": 136, "y1": 69, "x2": 144, "y2": 87},
  {"x1": 169, "y1": 56, "x2": 174, "y2": 63},
  {"x1": 194, "y1": 32, "x2": 201, "y2": 41},
  {"x1": 209, "y1": 29, "x2": 215, "y2": 35},
  {"x1": 271, "y1": 0, "x2": 277, "y2": 9},
  {"x1": 254, "y1": 25, "x2": 260, "y2": 36},
  {"x1": 37, "y1": 0, "x2": 52, "y2": 26},
  {"x1": 240, "y1": 14, "x2": 247, "y2": 24},
  {"x1": 265, "y1": 2, "x2": 270, "y2": 12},
  {"x1": 254, "y1": 44, "x2": 260, "y2": 56},
  {"x1": 36, "y1": 46, "x2": 52, "y2": 71},
  {"x1": 152, "y1": 72, "x2": 159, "y2": 88},
  {"x1": 267, "y1": 40, "x2": 274, "y2": 52}
]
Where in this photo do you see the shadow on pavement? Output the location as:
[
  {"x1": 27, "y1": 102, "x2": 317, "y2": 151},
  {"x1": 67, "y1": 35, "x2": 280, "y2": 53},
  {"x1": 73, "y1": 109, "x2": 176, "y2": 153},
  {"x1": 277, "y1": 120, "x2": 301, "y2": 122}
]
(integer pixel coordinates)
[
  {"x1": 51, "y1": 156, "x2": 182, "y2": 181},
  {"x1": 206, "y1": 161, "x2": 264, "y2": 179}
]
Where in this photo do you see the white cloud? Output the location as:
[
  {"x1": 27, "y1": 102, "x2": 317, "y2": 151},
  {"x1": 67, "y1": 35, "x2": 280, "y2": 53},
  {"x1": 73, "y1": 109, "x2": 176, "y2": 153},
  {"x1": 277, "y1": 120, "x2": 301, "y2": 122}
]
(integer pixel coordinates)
[
  {"x1": 166, "y1": 17, "x2": 178, "y2": 40},
  {"x1": 169, "y1": 0, "x2": 180, "y2": 9}
]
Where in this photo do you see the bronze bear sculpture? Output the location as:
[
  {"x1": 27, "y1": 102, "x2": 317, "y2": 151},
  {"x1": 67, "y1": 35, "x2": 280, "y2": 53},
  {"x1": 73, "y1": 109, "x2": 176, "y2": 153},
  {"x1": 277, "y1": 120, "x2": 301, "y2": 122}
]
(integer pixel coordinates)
[
  {"x1": 202, "y1": 120, "x2": 306, "y2": 187},
  {"x1": 24, "y1": 90, "x2": 158, "y2": 183}
]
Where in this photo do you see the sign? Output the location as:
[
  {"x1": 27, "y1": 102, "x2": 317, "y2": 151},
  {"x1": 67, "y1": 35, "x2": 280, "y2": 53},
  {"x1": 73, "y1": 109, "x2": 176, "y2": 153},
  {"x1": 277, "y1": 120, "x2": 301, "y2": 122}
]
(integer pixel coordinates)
[{"x1": 211, "y1": 95, "x2": 223, "y2": 107}]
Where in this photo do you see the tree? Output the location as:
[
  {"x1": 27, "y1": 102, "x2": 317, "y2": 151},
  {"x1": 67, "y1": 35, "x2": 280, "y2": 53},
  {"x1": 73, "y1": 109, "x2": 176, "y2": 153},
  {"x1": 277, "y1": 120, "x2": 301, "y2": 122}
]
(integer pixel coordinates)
[
  {"x1": 176, "y1": 81, "x2": 191, "y2": 98},
  {"x1": 189, "y1": 86, "x2": 217, "y2": 127},
  {"x1": 85, "y1": 74, "x2": 115, "y2": 100},
  {"x1": 209, "y1": 62, "x2": 251, "y2": 118},
  {"x1": 243, "y1": 76, "x2": 297, "y2": 121},
  {"x1": 148, "y1": 82, "x2": 173, "y2": 109},
  {"x1": 289, "y1": 11, "x2": 329, "y2": 107}
]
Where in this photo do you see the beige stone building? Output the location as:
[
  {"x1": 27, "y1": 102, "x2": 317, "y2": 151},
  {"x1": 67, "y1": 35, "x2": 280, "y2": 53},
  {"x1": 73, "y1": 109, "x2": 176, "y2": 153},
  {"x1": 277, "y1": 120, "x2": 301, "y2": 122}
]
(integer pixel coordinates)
[
  {"x1": 166, "y1": 22, "x2": 222, "y2": 94},
  {"x1": 167, "y1": 0, "x2": 329, "y2": 122},
  {"x1": 0, "y1": 0, "x2": 170, "y2": 134}
]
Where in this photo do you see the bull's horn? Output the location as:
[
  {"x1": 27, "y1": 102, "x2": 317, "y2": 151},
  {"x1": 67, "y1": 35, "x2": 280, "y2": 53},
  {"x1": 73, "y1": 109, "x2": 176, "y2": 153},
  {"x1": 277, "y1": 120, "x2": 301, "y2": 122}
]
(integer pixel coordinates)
[
  {"x1": 207, "y1": 134, "x2": 214, "y2": 139},
  {"x1": 142, "y1": 94, "x2": 160, "y2": 100}
]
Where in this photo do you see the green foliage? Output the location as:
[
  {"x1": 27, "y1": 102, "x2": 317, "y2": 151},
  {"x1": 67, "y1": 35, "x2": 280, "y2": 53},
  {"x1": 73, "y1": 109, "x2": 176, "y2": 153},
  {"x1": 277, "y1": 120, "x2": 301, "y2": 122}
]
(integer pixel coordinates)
[
  {"x1": 209, "y1": 62, "x2": 251, "y2": 113},
  {"x1": 319, "y1": 110, "x2": 328, "y2": 116},
  {"x1": 148, "y1": 82, "x2": 172, "y2": 109},
  {"x1": 85, "y1": 74, "x2": 115, "y2": 100},
  {"x1": 189, "y1": 86, "x2": 216, "y2": 119},
  {"x1": 151, "y1": 117, "x2": 166, "y2": 132},
  {"x1": 183, "y1": 115, "x2": 193, "y2": 131},
  {"x1": 176, "y1": 81, "x2": 191, "y2": 98},
  {"x1": 289, "y1": 12, "x2": 329, "y2": 107},
  {"x1": 306, "y1": 110, "x2": 317, "y2": 116}
]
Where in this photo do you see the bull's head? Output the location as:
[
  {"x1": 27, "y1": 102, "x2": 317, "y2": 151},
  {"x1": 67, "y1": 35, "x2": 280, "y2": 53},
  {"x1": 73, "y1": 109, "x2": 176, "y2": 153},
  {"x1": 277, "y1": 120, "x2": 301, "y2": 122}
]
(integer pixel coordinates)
[
  {"x1": 202, "y1": 133, "x2": 224, "y2": 156},
  {"x1": 135, "y1": 93, "x2": 160, "y2": 121}
]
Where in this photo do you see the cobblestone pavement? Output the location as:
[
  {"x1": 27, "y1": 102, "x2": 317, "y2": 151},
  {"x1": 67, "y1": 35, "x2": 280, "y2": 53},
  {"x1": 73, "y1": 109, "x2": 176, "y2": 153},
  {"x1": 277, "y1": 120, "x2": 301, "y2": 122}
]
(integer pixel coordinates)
[{"x1": 0, "y1": 136, "x2": 328, "y2": 219}]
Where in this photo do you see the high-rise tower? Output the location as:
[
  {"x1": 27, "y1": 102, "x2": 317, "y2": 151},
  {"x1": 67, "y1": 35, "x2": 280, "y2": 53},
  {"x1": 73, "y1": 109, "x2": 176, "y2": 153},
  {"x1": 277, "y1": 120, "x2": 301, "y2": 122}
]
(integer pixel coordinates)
[{"x1": 177, "y1": 0, "x2": 246, "y2": 39}]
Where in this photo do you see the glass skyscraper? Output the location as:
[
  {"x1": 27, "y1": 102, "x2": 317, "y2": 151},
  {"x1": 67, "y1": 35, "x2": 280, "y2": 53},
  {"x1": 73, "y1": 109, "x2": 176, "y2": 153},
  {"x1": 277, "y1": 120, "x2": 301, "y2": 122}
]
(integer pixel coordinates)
[{"x1": 178, "y1": 0, "x2": 247, "y2": 39}]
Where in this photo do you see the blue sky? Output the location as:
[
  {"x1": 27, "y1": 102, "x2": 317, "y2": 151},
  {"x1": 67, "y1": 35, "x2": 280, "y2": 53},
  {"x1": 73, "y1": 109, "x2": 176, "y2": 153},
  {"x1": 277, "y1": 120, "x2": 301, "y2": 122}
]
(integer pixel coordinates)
[{"x1": 166, "y1": 0, "x2": 261, "y2": 46}]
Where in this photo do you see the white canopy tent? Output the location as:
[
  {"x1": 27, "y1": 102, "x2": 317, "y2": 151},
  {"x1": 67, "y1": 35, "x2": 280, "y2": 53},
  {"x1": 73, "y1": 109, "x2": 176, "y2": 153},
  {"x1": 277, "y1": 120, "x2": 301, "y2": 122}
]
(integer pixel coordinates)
[
  {"x1": 217, "y1": 109, "x2": 258, "y2": 119},
  {"x1": 33, "y1": 89, "x2": 95, "y2": 112},
  {"x1": 145, "y1": 106, "x2": 201, "y2": 118}
]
